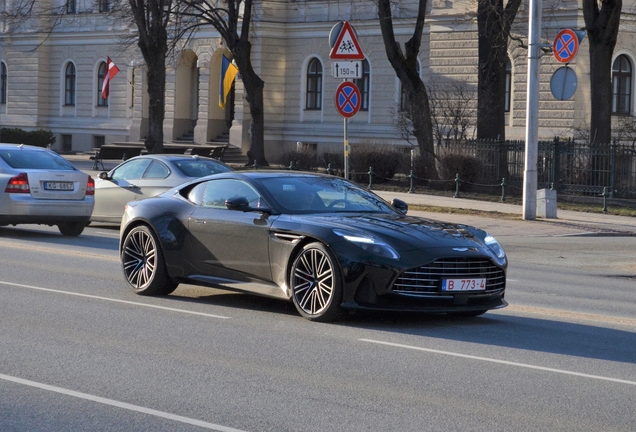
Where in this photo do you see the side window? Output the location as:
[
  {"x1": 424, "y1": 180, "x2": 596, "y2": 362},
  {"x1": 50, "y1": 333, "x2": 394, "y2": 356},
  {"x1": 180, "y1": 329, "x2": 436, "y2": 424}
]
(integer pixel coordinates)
[
  {"x1": 143, "y1": 160, "x2": 170, "y2": 179},
  {"x1": 187, "y1": 182, "x2": 207, "y2": 205},
  {"x1": 306, "y1": 58, "x2": 323, "y2": 110},
  {"x1": 99, "y1": 0, "x2": 110, "y2": 12},
  {"x1": 66, "y1": 0, "x2": 76, "y2": 14},
  {"x1": 202, "y1": 179, "x2": 261, "y2": 209},
  {"x1": 111, "y1": 159, "x2": 152, "y2": 181}
]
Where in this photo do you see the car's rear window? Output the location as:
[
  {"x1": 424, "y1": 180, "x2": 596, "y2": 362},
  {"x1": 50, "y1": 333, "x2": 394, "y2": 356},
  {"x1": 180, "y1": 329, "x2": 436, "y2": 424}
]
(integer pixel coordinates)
[
  {"x1": 0, "y1": 149, "x2": 77, "y2": 170},
  {"x1": 173, "y1": 159, "x2": 231, "y2": 177}
]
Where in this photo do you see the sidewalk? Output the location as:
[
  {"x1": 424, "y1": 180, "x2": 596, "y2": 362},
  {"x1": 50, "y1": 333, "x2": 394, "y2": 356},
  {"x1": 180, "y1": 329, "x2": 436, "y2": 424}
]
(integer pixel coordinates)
[{"x1": 64, "y1": 153, "x2": 636, "y2": 237}]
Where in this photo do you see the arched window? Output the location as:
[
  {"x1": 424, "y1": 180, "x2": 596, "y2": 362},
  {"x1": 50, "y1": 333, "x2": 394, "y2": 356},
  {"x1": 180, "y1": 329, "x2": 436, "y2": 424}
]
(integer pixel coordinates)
[
  {"x1": 1, "y1": 62, "x2": 7, "y2": 105},
  {"x1": 612, "y1": 55, "x2": 632, "y2": 115},
  {"x1": 65, "y1": 63, "x2": 76, "y2": 106},
  {"x1": 306, "y1": 58, "x2": 322, "y2": 110},
  {"x1": 97, "y1": 61, "x2": 107, "y2": 106},
  {"x1": 505, "y1": 58, "x2": 512, "y2": 113},
  {"x1": 354, "y1": 59, "x2": 370, "y2": 111}
]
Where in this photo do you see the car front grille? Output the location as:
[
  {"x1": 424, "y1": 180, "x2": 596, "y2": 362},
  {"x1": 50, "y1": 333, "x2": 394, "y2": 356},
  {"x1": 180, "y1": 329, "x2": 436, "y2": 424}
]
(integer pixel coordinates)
[{"x1": 393, "y1": 257, "x2": 505, "y2": 296}]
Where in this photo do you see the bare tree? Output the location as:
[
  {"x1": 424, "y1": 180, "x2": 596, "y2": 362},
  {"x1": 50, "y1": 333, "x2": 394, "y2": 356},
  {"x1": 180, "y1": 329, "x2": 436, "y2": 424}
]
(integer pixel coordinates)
[
  {"x1": 177, "y1": 0, "x2": 267, "y2": 166},
  {"x1": 377, "y1": 0, "x2": 437, "y2": 177},
  {"x1": 583, "y1": 0, "x2": 622, "y2": 146},
  {"x1": 427, "y1": 79, "x2": 477, "y2": 147}
]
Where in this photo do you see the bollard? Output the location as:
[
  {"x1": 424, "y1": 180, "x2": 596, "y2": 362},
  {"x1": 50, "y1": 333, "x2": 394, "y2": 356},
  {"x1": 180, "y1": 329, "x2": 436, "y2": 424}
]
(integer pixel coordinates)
[
  {"x1": 500, "y1": 178, "x2": 507, "y2": 202},
  {"x1": 601, "y1": 187, "x2": 608, "y2": 213},
  {"x1": 454, "y1": 173, "x2": 461, "y2": 198},
  {"x1": 368, "y1": 166, "x2": 374, "y2": 190},
  {"x1": 327, "y1": 163, "x2": 333, "y2": 176},
  {"x1": 289, "y1": 161, "x2": 295, "y2": 171},
  {"x1": 254, "y1": 161, "x2": 259, "y2": 171},
  {"x1": 408, "y1": 170, "x2": 415, "y2": 193}
]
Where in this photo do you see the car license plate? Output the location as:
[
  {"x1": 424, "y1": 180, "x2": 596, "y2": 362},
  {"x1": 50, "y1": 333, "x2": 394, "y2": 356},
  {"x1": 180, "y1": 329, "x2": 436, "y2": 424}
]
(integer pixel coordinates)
[
  {"x1": 441, "y1": 278, "x2": 486, "y2": 291},
  {"x1": 44, "y1": 181, "x2": 74, "y2": 191}
]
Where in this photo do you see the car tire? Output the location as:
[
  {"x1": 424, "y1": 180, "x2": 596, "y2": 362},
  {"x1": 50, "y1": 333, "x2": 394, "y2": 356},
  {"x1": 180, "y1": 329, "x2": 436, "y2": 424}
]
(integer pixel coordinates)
[
  {"x1": 58, "y1": 222, "x2": 85, "y2": 236},
  {"x1": 290, "y1": 242, "x2": 343, "y2": 322},
  {"x1": 121, "y1": 225, "x2": 178, "y2": 296}
]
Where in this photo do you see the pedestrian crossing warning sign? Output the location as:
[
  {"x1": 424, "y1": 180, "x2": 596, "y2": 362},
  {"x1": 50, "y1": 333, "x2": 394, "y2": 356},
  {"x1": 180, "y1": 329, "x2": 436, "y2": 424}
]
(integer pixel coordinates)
[{"x1": 329, "y1": 21, "x2": 364, "y2": 60}]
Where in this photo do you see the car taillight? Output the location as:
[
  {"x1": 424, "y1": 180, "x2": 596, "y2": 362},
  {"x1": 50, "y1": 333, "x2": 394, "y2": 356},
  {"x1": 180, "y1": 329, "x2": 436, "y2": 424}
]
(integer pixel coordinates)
[
  {"x1": 86, "y1": 176, "x2": 95, "y2": 196},
  {"x1": 5, "y1": 173, "x2": 30, "y2": 193}
]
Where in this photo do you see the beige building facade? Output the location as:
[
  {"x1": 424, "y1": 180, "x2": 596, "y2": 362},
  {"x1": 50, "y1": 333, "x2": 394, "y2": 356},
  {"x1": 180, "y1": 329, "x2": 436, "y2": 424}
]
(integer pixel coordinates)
[{"x1": 0, "y1": 1, "x2": 634, "y2": 158}]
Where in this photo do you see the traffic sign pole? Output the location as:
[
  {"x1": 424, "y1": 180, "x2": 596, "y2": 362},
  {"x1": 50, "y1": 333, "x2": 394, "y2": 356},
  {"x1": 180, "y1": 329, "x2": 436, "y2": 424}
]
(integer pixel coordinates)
[{"x1": 329, "y1": 21, "x2": 364, "y2": 180}]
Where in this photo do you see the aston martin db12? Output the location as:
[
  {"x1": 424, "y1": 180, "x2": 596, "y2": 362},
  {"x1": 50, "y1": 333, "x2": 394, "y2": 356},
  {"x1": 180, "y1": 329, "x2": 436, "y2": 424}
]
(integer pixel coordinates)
[{"x1": 120, "y1": 171, "x2": 507, "y2": 321}]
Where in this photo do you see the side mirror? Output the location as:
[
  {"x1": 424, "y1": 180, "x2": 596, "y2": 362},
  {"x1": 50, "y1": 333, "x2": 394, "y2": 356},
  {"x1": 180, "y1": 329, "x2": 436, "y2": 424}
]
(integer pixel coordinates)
[
  {"x1": 225, "y1": 196, "x2": 250, "y2": 211},
  {"x1": 98, "y1": 171, "x2": 111, "y2": 180},
  {"x1": 225, "y1": 195, "x2": 274, "y2": 215},
  {"x1": 392, "y1": 198, "x2": 408, "y2": 214}
]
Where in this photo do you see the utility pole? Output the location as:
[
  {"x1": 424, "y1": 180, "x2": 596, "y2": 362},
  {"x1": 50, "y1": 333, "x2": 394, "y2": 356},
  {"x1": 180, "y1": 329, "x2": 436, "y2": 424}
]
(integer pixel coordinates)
[{"x1": 523, "y1": 0, "x2": 542, "y2": 220}]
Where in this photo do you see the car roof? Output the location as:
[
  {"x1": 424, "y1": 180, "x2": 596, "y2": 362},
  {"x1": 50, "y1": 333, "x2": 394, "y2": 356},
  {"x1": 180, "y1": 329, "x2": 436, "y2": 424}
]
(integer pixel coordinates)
[
  {"x1": 128, "y1": 154, "x2": 227, "y2": 163},
  {"x1": 0, "y1": 143, "x2": 49, "y2": 151}
]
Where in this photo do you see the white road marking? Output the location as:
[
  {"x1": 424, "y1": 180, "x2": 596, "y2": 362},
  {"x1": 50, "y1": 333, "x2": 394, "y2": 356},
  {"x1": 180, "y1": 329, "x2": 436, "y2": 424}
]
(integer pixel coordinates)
[
  {"x1": 360, "y1": 339, "x2": 636, "y2": 386},
  {"x1": 0, "y1": 373, "x2": 247, "y2": 432},
  {"x1": 0, "y1": 280, "x2": 230, "y2": 320}
]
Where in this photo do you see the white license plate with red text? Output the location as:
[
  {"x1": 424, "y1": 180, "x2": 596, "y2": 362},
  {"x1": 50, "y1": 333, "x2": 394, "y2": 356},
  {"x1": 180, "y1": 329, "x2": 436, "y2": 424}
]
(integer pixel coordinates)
[{"x1": 441, "y1": 278, "x2": 486, "y2": 291}]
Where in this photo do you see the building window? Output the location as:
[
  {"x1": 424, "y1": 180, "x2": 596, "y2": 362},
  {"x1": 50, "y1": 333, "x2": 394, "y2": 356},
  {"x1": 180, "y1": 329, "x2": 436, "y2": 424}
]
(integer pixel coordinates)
[
  {"x1": 612, "y1": 55, "x2": 632, "y2": 115},
  {"x1": 306, "y1": 58, "x2": 322, "y2": 110},
  {"x1": 66, "y1": 0, "x2": 76, "y2": 14},
  {"x1": 97, "y1": 61, "x2": 107, "y2": 106},
  {"x1": 65, "y1": 63, "x2": 76, "y2": 106},
  {"x1": 354, "y1": 59, "x2": 370, "y2": 112},
  {"x1": 1, "y1": 62, "x2": 6, "y2": 105},
  {"x1": 62, "y1": 134, "x2": 73, "y2": 153},
  {"x1": 505, "y1": 58, "x2": 512, "y2": 113},
  {"x1": 93, "y1": 135, "x2": 105, "y2": 149},
  {"x1": 98, "y1": 0, "x2": 110, "y2": 12}
]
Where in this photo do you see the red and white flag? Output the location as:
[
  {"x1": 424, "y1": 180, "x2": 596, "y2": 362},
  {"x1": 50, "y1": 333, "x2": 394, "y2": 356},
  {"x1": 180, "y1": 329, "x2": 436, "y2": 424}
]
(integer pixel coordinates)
[{"x1": 101, "y1": 57, "x2": 121, "y2": 100}]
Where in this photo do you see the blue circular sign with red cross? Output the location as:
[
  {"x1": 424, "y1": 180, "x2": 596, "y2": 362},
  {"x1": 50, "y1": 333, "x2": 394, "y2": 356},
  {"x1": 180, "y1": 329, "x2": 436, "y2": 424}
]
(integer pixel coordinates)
[
  {"x1": 335, "y1": 81, "x2": 361, "y2": 118},
  {"x1": 553, "y1": 29, "x2": 579, "y2": 63}
]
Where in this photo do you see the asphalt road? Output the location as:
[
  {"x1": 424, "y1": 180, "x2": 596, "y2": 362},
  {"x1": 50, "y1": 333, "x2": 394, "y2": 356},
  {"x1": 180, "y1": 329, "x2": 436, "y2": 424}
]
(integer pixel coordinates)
[{"x1": 1, "y1": 223, "x2": 635, "y2": 431}]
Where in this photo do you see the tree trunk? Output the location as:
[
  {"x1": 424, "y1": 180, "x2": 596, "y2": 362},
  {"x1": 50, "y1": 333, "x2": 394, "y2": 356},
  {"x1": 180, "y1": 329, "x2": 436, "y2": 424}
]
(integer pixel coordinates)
[
  {"x1": 144, "y1": 53, "x2": 166, "y2": 154},
  {"x1": 583, "y1": 0, "x2": 622, "y2": 146},
  {"x1": 477, "y1": 0, "x2": 507, "y2": 141},
  {"x1": 234, "y1": 40, "x2": 267, "y2": 166},
  {"x1": 377, "y1": 0, "x2": 437, "y2": 177}
]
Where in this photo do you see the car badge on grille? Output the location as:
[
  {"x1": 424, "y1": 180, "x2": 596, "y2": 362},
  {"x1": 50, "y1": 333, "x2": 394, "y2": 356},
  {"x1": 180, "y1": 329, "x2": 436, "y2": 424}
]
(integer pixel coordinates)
[{"x1": 453, "y1": 247, "x2": 478, "y2": 252}]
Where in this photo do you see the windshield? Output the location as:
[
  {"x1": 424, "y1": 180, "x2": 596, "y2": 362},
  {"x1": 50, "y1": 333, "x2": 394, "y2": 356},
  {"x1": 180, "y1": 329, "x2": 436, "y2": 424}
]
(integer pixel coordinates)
[
  {"x1": 0, "y1": 149, "x2": 76, "y2": 170},
  {"x1": 260, "y1": 176, "x2": 396, "y2": 214}
]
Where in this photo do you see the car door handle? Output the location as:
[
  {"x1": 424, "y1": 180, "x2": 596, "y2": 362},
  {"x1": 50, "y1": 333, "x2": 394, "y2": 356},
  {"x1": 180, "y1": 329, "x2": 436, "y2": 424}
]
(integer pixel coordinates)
[
  {"x1": 193, "y1": 219, "x2": 206, "y2": 224},
  {"x1": 126, "y1": 185, "x2": 138, "y2": 189}
]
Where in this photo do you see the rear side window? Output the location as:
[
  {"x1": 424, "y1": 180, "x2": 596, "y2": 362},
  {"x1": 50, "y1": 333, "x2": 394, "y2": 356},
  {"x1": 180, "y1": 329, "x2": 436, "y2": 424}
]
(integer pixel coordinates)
[
  {"x1": 0, "y1": 149, "x2": 76, "y2": 170},
  {"x1": 173, "y1": 159, "x2": 231, "y2": 177}
]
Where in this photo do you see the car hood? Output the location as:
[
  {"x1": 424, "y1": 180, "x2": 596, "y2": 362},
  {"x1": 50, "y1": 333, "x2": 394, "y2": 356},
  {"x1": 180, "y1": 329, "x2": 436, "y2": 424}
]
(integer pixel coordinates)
[{"x1": 288, "y1": 212, "x2": 489, "y2": 251}]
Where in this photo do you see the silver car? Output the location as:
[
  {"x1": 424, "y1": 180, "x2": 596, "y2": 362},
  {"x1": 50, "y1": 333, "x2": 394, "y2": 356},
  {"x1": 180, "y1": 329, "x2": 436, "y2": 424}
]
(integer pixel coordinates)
[
  {"x1": 91, "y1": 154, "x2": 232, "y2": 224},
  {"x1": 0, "y1": 143, "x2": 95, "y2": 236}
]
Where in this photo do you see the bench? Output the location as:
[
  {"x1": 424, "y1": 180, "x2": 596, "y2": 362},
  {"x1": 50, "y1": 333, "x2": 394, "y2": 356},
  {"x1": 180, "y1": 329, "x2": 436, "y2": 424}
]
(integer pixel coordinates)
[{"x1": 90, "y1": 145, "x2": 144, "y2": 170}]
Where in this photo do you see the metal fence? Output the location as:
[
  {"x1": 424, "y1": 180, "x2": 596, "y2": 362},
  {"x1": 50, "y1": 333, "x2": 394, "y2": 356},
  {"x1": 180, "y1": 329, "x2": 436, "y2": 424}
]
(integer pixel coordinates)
[{"x1": 442, "y1": 138, "x2": 636, "y2": 198}]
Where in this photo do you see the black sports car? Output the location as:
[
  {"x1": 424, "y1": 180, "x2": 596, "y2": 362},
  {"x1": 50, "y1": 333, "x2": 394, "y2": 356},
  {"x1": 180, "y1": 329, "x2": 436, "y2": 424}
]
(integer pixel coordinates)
[{"x1": 120, "y1": 171, "x2": 507, "y2": 321}]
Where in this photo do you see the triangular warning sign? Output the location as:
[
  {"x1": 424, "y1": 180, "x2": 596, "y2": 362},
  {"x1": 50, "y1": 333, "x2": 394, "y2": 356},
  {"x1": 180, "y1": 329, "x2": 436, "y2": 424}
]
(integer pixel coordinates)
[{"x1": 330, "y1": 21, "x2": 364, "y2": 60}]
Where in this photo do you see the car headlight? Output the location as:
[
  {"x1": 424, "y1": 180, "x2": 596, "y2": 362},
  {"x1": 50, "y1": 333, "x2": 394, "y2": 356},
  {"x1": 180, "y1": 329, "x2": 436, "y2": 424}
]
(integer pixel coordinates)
[
  {"x1": 484, "y1": 234, "x2": 505, "y2": 259},
  {"x1": 333, "y1": 229, "x2": 400, "y2": 259}
]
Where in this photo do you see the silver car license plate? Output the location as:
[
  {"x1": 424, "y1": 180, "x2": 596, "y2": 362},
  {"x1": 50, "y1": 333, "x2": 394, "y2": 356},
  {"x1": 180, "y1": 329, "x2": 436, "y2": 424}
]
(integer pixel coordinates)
[{"x1": 44, "y1": 181, "x2": 74, "y2": 191}]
